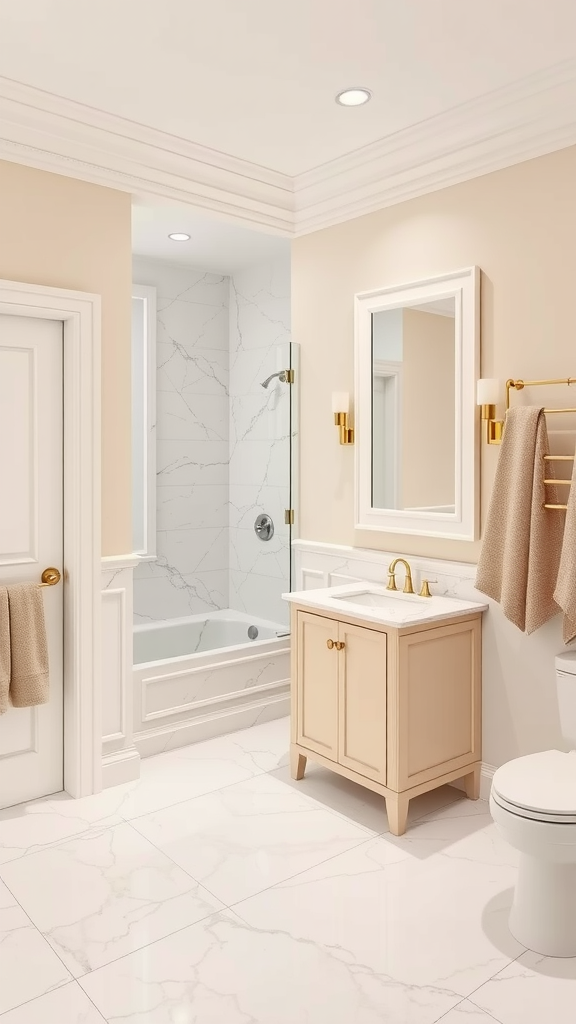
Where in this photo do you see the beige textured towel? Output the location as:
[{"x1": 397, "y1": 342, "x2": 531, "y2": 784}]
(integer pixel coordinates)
[
  {"x1": 554, "y1": 451, "x2": 576, "y2": 643},
  {"x1": 476, "y1": 406, "x2": 565, "y2": 633},
  {"x1": 0, "y1": 588, "x2": 9, "y2": 715},
  {"x1": 7, "y1": 583, "x2": 49, "y2": 708}
]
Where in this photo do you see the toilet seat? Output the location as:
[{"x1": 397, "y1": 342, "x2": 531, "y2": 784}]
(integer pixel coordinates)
[{"x1": 492, "y1": 750, "x2": 576, "y2": 825}]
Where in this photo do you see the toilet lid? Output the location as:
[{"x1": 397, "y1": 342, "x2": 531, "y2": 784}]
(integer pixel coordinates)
[{"x1": 492, "y1": 750, "x2": 576, "y2": 819}]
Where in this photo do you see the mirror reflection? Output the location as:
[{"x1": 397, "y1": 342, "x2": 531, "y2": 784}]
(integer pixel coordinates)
[{"x1": 371, "y1": 297, "x2": 455, "y2": 513}]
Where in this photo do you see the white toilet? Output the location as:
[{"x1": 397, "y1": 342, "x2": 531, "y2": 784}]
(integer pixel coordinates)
[{"x1": 490, "y1": 651, "x2": 576, "y2": 957}]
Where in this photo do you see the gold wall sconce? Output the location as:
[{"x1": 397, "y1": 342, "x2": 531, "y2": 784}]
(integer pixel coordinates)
[
  {"x1": 477, "y1": 375, "x2": 576, "y2": 445},
  {"x1": 332, "y1": 392, "x2": 354, "y2": 445},
  {"x1": 476, "y1": 378, "x2": 503, "y2": 444}
]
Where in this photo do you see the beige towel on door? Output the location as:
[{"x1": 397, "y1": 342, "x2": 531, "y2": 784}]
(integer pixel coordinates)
[
  {"x1": 7, "y1": 583, "x2": 49, "y2": 707},
  {"x1": 476, "y1": 406, "x2": 565, "y2": 633},
  {"x1": 554, "y1": 450, "x2": 576, "y2": 643},
  {"x1": 0, "y1": 588, "x2": 9, "y2": 715}
]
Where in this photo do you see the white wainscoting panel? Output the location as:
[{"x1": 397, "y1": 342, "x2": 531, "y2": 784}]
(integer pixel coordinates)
[
  {"x1": 101, "y1": 556, "x2": 140, "y2": 788},
  {"x1": 133, "y1": 639, "x2": 289, "y2": 758}
]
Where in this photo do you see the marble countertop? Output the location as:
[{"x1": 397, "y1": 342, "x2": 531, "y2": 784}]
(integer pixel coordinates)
[{"x1": 283, "y1": 581, "x2": 488, "y2": 629}]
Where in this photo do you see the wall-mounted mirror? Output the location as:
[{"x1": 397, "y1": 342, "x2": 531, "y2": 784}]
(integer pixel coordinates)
[{"x1": 355, "y1": 268, "x2": 479, "y2": 540}]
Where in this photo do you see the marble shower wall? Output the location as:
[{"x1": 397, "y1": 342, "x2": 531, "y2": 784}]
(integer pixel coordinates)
[
  {"x1": 229, "y1": 256, "x2": 292, "y2": 627},
  {"x1": 133, "y1": 258, "x2": 230, "y2": 623}
]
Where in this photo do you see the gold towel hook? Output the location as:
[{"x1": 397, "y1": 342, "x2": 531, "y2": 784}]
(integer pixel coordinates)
[{"x1": 39, "y1": 567, "x2": 61, "y2": 587}]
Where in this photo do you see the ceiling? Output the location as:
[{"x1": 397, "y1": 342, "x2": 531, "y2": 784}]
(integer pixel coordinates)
[
  {"x1": 0, "y1": 1, "x2": 576, "y2": 234},
  {"x1": 0, "y1": 0, "x2": 575, "y2": 174},
  {"x1": 132, "y1": 202, "x2": 289, "y2": 272}
]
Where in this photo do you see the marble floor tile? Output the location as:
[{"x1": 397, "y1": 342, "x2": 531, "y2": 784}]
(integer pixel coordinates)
[
  {"x1": 0, "y1": 878, "x2": 72, "y2": 1014},
  {"x1": 439, "y1": 1000, "x2": 505, "y2": 1023},
  {"x1": 171, "y1": 716, "x2": 290, "y2": 775},
  {"x1": 0, "y1": 982, "x2": 106, "y2": 1024},
  {"x1": 471, "y1": 949, "x2": 576, "y2": 1024},
  {"x1": 131, "y1": 772, "x2": 375, "y2": 904},
  {"x1": 116, "y1": 727, "x2": 290, "y2": 821},
  {"x1": 386, "y1": 795, "x2": 509, "y2": 861},
  {"x1": 80, "y1": 908, "x2": 457, "y2": 1024},
  {"x1": 232, "y1": 826, "x2": 523, "y2": 1006},
  {"x1": 0, "y1": 718, "x2": 551, "y2": 1023},
  {"x1": 271, "y1": 760, "x2": 461, "y2": 834},
  {"x1": 0, "y1": 788, "x2": 126, "y2": 866},
  {"x1": 0, "y1": 822, "x2": 223, "y2": 978}
]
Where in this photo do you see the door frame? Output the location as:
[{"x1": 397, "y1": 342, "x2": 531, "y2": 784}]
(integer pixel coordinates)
[{"x1": 0, "y1": 279, "x2": 101, "y2": 798}]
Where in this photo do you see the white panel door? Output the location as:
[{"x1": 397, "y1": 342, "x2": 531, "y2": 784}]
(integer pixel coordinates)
[{"x1": 0, "y1": 314, "x2": 63, "y2": 809}]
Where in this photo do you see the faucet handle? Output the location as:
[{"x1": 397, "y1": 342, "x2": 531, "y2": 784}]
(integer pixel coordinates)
[
  {"x1": 419, "y1": 579, "x2": 437, "y2": 598},
  {"x1": 386, "y1": 572, "x2": 398, "y2": 591}
]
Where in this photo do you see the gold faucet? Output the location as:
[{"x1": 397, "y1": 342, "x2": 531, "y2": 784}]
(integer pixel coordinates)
[{"x1": 387, "y1": 558, "x2": 415, "y2": 594}]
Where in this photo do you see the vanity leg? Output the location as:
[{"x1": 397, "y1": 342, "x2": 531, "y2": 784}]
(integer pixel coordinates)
[
  {"x1": 386, "y1": 793, "x2": 409, "y2": 836},
  {"x1": 463, "y1": 764, "x2": 481, "y2": 801},
  {"x1": 290, "y1": 747, "x2": 307, "y2": 781}
]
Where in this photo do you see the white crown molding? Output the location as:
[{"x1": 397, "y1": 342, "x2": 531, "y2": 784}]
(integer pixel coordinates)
[
  {"x1": 293, "y1": 58, "x2": 576, "y2": 233},
  {"x1": 0, "y1": 76, "x2": 294, "y2": 235},
  {"x1": 1, "y1": 60, "x2": 576, "y2": 236}
]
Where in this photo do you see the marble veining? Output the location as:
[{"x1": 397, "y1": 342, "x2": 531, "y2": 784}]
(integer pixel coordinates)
[
  {"x1": 0, "y1": 823, "x2": 224, "y2": 977},
  {"x1": 0, "y1": 716, "x2": 573, "y2": 1023},
  {"x1": 133, "y1": 255, "x2": 292, "y2": 628},
  {"x1": 133, "y1": 258, "x2": 230, "y2": 622}
]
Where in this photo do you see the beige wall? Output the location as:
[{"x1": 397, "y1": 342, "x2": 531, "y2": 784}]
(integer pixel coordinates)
[
  {"x1": 293, "y1": 145, "x2": 576, "y2": 563},
  {"x1": 0, "y1": 160, "x2": 132, "y2": 555},
  {"x1": 401, "y1": 309, "x2": 455, "y2": 510}
]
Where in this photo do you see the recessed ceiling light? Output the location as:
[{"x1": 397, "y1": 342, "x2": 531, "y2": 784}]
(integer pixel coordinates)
[
  {"x1": 335, "y1": 87, "x2": 372, "y2": 107},
  {"x1": 168, "y1": 232, "x2": 191, "y2": 241}
]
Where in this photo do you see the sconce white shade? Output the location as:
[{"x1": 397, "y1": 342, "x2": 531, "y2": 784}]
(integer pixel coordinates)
[
  {"x1": 332, "y1": 391, "x2": 350, "y2": 414},
  {"x1": 476, "y1": 378, "x2": 500, "y2": 406}
]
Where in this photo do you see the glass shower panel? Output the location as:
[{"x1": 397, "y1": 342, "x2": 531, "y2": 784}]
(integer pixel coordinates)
[{"x1": 229, "y1": 338, "x2": 295, "y2": 632}]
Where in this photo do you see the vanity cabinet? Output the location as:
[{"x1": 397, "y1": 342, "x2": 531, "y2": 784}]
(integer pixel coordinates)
[{"x1": 290, "y1": 605, "x2": 482, "y2": 836}]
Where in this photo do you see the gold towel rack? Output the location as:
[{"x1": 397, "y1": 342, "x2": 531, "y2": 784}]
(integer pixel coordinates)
[
  {"x1": 39, "y1": 568, "x2": 61, "y2": 587},
  {"x1": 504, "y1": 378, "x2": 576, "y2": 511}
]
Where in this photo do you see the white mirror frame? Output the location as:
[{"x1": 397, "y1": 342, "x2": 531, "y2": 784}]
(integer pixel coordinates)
[
  {"x1": 132, "y1": 283, "x2": 157, "y2": 559},
  {"x1": 354, "y1": 266, "x2": 480, "y2": 541}
]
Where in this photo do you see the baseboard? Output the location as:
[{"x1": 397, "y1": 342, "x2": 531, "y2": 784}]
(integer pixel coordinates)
[
  {"x1": 479, "y1": 762, "x2": 496, "y2": 801},
  {"x1": 450, "y1": 761, "x2": 495, "y2": 802},
  {"x1": 101, "y1": 746, "x2": 141, "y2": 789},
  {"x1": 135, "y1": 689, "x2": 290, "y2": 758}
]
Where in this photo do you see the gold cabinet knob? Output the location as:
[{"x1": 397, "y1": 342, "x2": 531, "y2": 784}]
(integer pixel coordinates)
[
  {"x1": 335, "y1": 641, "x2": 345, "y2": 651},
  {"x1": 40, "y1": 567, "x2": 61, "y2": 587},
  {"x1": 326, "y1": 639, "x2": 335, "y2": 650}
]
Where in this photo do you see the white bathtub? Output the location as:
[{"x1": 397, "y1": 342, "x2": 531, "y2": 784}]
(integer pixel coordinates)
[
  {"x1": 134, "y1": 611, "x2": 286, "y2": 664},
  {"x1": 132, "y1": 610, "x2": 290, "y2": 757}
]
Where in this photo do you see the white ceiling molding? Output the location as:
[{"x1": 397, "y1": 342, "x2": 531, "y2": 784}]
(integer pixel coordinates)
[
  {"x1": 0, "y1": 76, "x2": 294, "y2": 235},
  {"x1": 293, "y1": 58, "x2": 576, "y2": 234},
  {"x1": 1, "y1": 59, "x2": 576, "y2": 238}
]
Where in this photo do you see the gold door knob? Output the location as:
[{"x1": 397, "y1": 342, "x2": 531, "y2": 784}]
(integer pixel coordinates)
[
  {"x1": 326, "y1": 639, "x2": 335, "y2": 650},
  {"x1": 335, "y1": 641, "x2": 346, "y2": 651},
  {"x1": 40, "y1": 567, "x2": 61, "y2": 587}
]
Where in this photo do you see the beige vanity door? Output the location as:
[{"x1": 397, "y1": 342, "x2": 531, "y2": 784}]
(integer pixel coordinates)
[
  {"x1": 397, "y1": 617, "x2": 481, "y2": 790},
  {"x1": 295, "y1": 610, "x2": 339, "y2": 761},
  {"x1": 338, "y1": 622, "x2": 387, "y2": 784}
]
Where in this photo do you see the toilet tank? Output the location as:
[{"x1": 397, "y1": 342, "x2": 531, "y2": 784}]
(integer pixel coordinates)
[{"x1": 556, "y1": 651, "x2": 576, "y2": 749}]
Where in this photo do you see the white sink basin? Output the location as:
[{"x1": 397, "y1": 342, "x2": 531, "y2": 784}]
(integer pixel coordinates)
[
  {"x1": 283, "y1": 581, "x2": 487, "y2": 628},
  {"x1": 331, "y1": 588, "x2": 421, "y2": 611}
]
